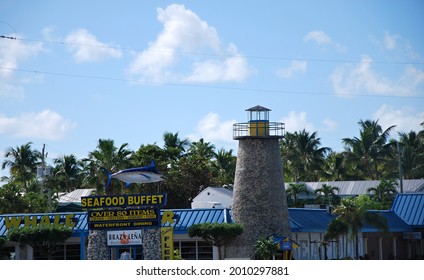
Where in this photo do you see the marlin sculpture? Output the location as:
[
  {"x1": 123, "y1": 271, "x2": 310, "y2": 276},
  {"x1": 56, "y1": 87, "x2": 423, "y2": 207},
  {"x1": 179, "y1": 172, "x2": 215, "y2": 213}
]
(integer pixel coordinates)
[{"x1": 101, "y1": 160, "x2": 165, "y2": 189}]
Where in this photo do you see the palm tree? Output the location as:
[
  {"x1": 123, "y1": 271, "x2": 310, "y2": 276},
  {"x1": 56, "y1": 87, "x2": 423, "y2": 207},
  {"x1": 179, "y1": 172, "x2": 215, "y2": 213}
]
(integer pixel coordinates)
[
  {"x1": 163, "y1": 131, "x2": 189, "y2": 160},
  {"x1": 332, "y1": 197, "x2": 387, "y2": 259},
  {"x1": 286, "y1": 183, "x2": 309, "y2": 208},
  {"x1": 2, "y1": 142, "x2": 41, "y2": 193},
  {"x1": 322, "y1": 152, "x2": 352, "y2": 180},
  {"x1": 281, "y1": 130, "x2": 331, "y2": 181},
  {"x1": 367, "y1": 179, "x2": 397, "y2": 209},
  {"x1": 188, "y1": 138, "x2": 215, "y2": 159},
  {"x1": 311, "y1": 239, "x2": 338, "y2": 260},
  {"x1": 212, "y1": 148, "x2": 236, "y2": 187},
  {"x1": 53, "y1": 154, "x2": 83, "y2": 192},
  {"x1": 84, "y1": 139, "x2": 133, "y2": 194},
  {"x1": 314, "y1": 183, "x2": 339, "y2": 205},
  {"x1": 342, "y1": 119, "x2": 395, "y2": 180},
  {"x1": 325, "y1": 218, "x2": 349, "y2": 259},
  {"x1": 396, "y1": 130, "x2": 424, "y2": 179}
]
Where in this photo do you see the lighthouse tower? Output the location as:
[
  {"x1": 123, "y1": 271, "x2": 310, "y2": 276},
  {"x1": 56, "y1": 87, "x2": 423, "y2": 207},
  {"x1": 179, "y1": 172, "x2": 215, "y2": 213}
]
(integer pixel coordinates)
[{"x1": 226, "y1": 105, "x2": 291, "y2": 259}]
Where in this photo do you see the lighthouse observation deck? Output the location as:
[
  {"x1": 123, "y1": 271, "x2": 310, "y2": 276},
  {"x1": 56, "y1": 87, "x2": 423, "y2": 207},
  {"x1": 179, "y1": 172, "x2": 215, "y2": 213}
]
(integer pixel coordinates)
[{"x1": 233, "y1": 121, "x2": 285, "y2": 139}]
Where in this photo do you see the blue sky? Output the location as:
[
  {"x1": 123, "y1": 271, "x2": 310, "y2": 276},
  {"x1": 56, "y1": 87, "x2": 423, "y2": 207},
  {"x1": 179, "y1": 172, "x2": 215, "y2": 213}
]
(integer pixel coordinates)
[{"x1": 1, "y1": 0, "x2": 423, "y2": 177}]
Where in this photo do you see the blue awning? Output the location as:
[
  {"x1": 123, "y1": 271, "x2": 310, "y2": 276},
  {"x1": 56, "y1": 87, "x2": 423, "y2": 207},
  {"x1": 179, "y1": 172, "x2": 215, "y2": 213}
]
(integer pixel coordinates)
[{"x1": 391, "y1": 193, "x2": 424, "y2": 227}]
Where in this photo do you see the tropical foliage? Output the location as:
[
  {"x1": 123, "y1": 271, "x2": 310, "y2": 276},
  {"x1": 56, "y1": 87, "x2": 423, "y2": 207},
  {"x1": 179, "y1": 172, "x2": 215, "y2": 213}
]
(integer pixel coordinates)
[
  {"x1": 342, "y1": 120, "x2": 395, "y2": 180},
  {"x1": 281, "y1": 129, "x2": 331, "y2": 182},
  {"x1": 286, "y1": 183, "x2": 309, "y2": 207},
  {"x1": 367, "y1": 179, "x2": 398, "y2": 209},
  {"x1": 327, "y1": 196, "x2": 388, "y2": 259},
  {"x1": 1, "y1": 119, "x2": 423, "y2": 213},
  {"x1": 188, "y1": 222, "x2": 243, "y2": 260},
  {"x1": 0, "y1": 133, "x2": 238, "y2": 212},
  {"x1": 314, "y1": 184, "x2": 340, "y2": 205},
  {"x1": 7, "y1": 224, "x2": 72, "y2": 259},
  {"x1": 254, "y1": 236, "x2": 278, "y2": 260},
  {"x1": 1, "y1": 142, "x2": 41, "y2": 193}
]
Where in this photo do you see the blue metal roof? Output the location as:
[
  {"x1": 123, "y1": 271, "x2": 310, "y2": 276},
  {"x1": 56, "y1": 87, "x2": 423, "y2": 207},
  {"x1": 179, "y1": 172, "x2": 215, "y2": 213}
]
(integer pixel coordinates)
[
  {"x1": 1, "y1": 198, "x2": 422, "y2": 238},
  {"x1": 288, "y1": 208, "x2": 335, "y2": 232},
  {"x1": 0, "y1": 208, "x2": 303, "y2": 237},
  {"x1": 391, "y1": 193, "x2": 424, "y2": 227},
  {"x1": 0, "y1": 209, "x2": 231, "y2": 237},
  {"x1": 362, "y1": 210, "x2": 414, "y2": 232},
  {"x1": 170, "y1": 208, "x2": 231, "y2": 234}
]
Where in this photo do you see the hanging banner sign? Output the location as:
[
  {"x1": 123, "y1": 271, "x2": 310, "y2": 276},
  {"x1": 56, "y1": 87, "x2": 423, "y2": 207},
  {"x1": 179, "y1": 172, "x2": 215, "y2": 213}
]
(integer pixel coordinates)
[
  {"x1": 107, "y1": 230, "x2": 142, "y2": 246},
  {"x1": 81, "y1": 193, "x2": 167, "y2": 209}
]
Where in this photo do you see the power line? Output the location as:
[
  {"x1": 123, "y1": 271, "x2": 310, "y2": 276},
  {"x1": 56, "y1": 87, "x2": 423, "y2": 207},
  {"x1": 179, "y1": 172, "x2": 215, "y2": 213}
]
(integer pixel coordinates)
[
  {"x1": 2, "y1": 66, "x2": 423, "y2": 99},
  {"x1": 0, "y1": 21, "x2": 17, "y2": 39},
  {"x1": 2, "y1": 35, "x2": 423, "y2": 66},
  {"x1": 0, "y1": 35, "x2": 16, "y2": 40}
]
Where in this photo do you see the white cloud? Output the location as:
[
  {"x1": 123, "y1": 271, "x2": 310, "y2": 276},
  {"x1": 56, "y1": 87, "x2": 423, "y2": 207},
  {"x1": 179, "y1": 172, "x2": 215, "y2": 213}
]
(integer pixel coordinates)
[
  {"x1": 0, "y1": 110, "x2": 76, "y2": 140},
  {"x1": 185, "y1": 55, "x2": 251, "y2": 82},
  {"x1": 276, "y1": 60, "x2": 307, "y2": 79},
  {"x1": 280, "y1": 111, "x2": 314, "y2": 132},
  {"x1": 0, "y1": 34, "x2": 43, "y2": 79},
  {"x1": 65, "y1": 29, "x2": 123, "y2": 63},
  {"x1": 373, "y1": 105, "x2": 424, "y2": 134},
  {"x1": 330, "y1": 55, "x2": 424, "y2": 97},
  {"x1": 322, "y1": 118, "x2": 338, "y2": 132},
  {"x1": 371, "y1": 31, "x2": 422, "y2": 60},
  {"x1": 384, "y1": 31, "x2": 398, "y2": 50},
  {"x1": 0, "y1": 34, "x2": 44, "y2": 100},
  {"x1": 0, "y1": 83, "x2": 24, "y2": 100},
  {"x1": 128, "y1": 4, "x2": 252, "y2": 83},
  {"x1": 42, "y1": 26, "x2": 59, "y2": 42},
  {"x1": 304, "y1": 30, "x2": 345, "y2": 52},
  {"x1": 304, "y1": 30, "x2": 332, "y2": 45},
  {"x1": 188, "y1": 112, "x2": 235, "y2": 143}
]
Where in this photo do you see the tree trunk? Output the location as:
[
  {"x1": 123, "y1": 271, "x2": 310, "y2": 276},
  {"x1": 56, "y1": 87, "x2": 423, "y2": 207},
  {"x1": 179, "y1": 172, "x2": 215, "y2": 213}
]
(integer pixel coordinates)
[{"x1": 354, "y1": 235, "x2": 359, "y2": 260}]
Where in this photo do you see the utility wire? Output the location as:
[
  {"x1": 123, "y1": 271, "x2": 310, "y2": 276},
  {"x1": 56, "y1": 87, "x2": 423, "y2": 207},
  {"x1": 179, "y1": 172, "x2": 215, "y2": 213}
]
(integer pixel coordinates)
[
  {"x1": 1, "y1": 30, "x2": 423, "y2": 99},
  {"x1": 2, "y1": 35, "x2": 423, "y2": 66},
  {"x1": 2, "y1": 66, "x2": 423, "y2": 99}
]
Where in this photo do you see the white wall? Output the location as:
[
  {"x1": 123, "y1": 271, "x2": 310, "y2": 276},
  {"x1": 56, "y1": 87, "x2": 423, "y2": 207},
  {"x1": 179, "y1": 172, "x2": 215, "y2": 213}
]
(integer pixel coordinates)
[
  {"x1": 293, "y1": 232, "x2": 362, "y2": 260},
  {"x1": 191, "y1": 188, "x2": 233, "y2": 209}
]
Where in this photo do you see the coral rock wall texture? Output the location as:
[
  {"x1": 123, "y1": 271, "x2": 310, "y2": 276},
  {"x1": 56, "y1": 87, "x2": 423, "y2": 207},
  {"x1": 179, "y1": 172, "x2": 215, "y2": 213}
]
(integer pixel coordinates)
[{"x1": 226, "y1": 138, "x2": 291, "y2": 259}]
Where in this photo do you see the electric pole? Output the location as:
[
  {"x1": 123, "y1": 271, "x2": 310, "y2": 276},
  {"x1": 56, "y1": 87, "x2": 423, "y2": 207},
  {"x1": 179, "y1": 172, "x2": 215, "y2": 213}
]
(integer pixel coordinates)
[
  {"x1": 41, "y1": 144, "x2": 46, "y2": 194},
  {"x1": 397, "y1": 141, "x2": 404, "y2": 193}
]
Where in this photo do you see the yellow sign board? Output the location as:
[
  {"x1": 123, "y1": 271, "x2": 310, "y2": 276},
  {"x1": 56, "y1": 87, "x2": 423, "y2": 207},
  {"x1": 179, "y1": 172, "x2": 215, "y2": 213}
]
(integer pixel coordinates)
[
  {"x1": 81, "y1": 193, "x2": 167, "y2": 209},
  {"x1": 88, "y1": 209, "x2": 158, "y2": 222},
  {"x1": 161, "y1": 227, "x2": 174, "y2": 260},
  {"x1": 4, "y1": 214, "x2": 77, "y2": 229}
]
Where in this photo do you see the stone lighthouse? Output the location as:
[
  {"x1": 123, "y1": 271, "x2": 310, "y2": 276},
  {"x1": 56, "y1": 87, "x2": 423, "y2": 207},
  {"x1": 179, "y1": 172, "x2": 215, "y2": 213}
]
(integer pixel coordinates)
[{"x1": 226, "y1": 105, "x2": 291, "y2": 259}]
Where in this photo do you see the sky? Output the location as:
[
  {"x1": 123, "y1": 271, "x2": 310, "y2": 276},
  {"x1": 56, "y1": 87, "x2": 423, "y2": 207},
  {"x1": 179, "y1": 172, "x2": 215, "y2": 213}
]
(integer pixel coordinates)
[{"x1": 1, "y1": 0, "x2": 423, "y2": 178}]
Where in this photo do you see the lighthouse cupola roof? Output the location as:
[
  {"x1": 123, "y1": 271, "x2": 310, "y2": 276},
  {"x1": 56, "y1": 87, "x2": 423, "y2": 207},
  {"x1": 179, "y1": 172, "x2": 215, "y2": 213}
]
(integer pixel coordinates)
[
  {"x1": 246, "y1": 105, "x2": 270, "y2": 122},
  {"x1": 246, "y1": 105, "x2": 271, "y2": 112}
]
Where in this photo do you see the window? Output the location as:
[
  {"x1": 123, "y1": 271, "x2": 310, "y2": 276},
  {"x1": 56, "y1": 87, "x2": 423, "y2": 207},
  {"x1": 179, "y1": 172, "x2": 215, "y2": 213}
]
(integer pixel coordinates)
[
  {"x1": 197, "y1": 242, "x2": 213, "y2": 260},
  {"x1": 0, "y1": 246, "x2": 16, "y2": 260},
  {"x1": 33, "y1": 243, "x2": 81, "y2": 260},
  {"x1": 174, "y1": 241, "x2": 213, "y2": 260}
]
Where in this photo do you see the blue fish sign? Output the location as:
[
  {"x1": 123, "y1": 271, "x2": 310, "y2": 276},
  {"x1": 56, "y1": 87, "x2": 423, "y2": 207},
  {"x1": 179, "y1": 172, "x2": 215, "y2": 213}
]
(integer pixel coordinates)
[{"x1": 101, "y1": 160, "x2": 165, "y2": 189}]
